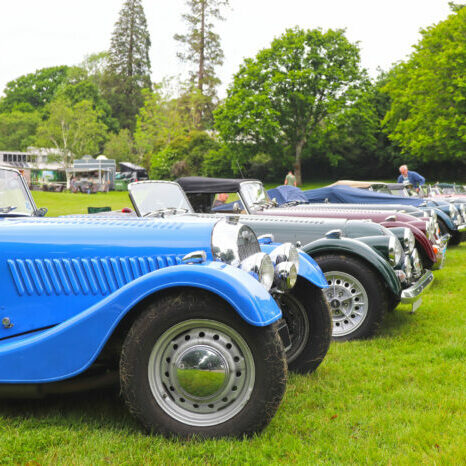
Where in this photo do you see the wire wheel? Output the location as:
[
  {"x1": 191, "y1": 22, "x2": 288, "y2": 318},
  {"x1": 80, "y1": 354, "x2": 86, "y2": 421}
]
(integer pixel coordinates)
[
  {"x1": 324, "y1": 271, "x2": 369, "y2": 337},
  {"x1": 148, "y1": 319, "x2": 255, "y2": 427}
]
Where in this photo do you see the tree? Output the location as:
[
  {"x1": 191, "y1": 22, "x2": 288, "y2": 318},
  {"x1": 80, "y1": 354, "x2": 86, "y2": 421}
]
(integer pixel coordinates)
[
  {"x1": 382, "y1": 5, "x2": 466, "y2": 163},
  {"x1": 174, "y1": 0, "x2": 229, "y2": 127},
  {"x1": 35, "y1": 98, "x2": 108, "y2": 168},
  {"x1": 105, "y1": 0, "x2": 152, "y2": 130},
  {"x1": 104, "y1": 129, "x2": 138, "y2": 163},
  {"x1": 0, "y1": 111, "x2": 41, "y2": 151},
  {"x1": 215, "y1": 28, "x2": 365, "y2": 184},
  {"x1": 0, "y1": 66, "x2": 69, "y2": 112}
]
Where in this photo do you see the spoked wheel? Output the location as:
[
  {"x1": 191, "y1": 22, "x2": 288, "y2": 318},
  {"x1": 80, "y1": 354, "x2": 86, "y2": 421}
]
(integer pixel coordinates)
[
  {"x1": 277, "y1": 280, "x2": 332, "y2": 374},
  {"x1": 120, "y1": 291, "x2": 286, "y2": 438},
  {"x1": 148, "y1": 319, "x2": 255, "y2": 427},
  {"x1": 324, "y1": 271, "x2": 368, "y2": 338},
  {"x1": 315, "y1": 255, "x2": 389, "y2": 341}
]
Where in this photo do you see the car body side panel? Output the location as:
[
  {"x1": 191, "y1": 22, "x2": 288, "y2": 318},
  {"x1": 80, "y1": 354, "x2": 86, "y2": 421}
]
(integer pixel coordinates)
[
  {"x1": 301, "y1": 237, "x2": 402, "y2": 297},
  {"x1": 0, "y1": 262, "x2": 282, "y2": 384}
]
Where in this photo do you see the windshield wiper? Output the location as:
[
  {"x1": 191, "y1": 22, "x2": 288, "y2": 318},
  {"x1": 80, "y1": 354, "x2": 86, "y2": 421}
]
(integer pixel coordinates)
[
  {"x1": 143, "y1": 207, "x2": 188, "y2": 218},
  {"x1": 0, "y1": 206, "x2": 17, "y2": 213}
]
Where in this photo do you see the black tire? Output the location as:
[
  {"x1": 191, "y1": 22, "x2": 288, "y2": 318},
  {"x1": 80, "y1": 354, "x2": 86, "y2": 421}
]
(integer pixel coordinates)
[
  {"x1": 315, "y1": 254, "x2": 390, "y2": 341},
  {"x1": 276, "y1": 280, "x2": 332, "y2": 374},
  {"x1": 449, "y1": 230, "x2": 461, "y2": 246},
  {"x1": 120, "y1": 290, "x2": 287, "y2": 438}
]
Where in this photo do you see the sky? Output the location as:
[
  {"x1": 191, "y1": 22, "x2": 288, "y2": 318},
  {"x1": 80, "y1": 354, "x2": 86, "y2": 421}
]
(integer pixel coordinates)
[{"x1": 0, "y1": 0, "x2": 454, "y2": 98}]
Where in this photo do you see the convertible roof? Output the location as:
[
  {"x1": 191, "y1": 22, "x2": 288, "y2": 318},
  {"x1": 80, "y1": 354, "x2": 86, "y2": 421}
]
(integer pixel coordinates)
[{"x1": 176, "y1": 176, "x2": 258, "y2": 193}]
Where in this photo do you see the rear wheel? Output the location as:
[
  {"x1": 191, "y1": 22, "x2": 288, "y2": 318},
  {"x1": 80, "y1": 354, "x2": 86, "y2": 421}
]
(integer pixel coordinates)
[
  {"x1": 315, "y1": 255, "x2": 389, "y2": 341},
  {"x1": 120, "y1": 291, "x2": 287, "y2": 438},
  {"x1": 277, "y1": 281, "x2": 332, "y2": 374}
]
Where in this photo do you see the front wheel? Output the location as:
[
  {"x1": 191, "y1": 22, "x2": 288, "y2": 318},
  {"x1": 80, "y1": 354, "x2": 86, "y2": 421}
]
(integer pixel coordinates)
[
  {"x1": 276, "y1": 280, "x2": 332, "y2": 374},
  {"x1": 315, "y1": 255, "x2": 389, "y2": 341},
  {"x1": 120, "y1": 291, "x2": 287, "y2": 438}
]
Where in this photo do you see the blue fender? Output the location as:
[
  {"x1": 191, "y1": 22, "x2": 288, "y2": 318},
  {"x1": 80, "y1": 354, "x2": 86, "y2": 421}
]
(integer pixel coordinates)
[
  {"x1": 428, "y1": 207, "x2": 455, "y2": 230},
  {"x1": 261, "y1": 243, "x2": 328, "y2": 289},
  {"x1": 0, "y1": 262, "x2": 282, "y2": 384}
]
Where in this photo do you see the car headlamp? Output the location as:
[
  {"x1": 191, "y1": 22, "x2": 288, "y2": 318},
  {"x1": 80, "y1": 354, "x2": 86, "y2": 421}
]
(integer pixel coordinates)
[
  {"x1": 240, "y1": 252, "x2": 275, "y2": 291},
  {"x1": 388, "y1": 236, "x2": 403, "y2": 266},
  {"x1": 449, "y1": 204, "x2": 460, "y2": 225},
  {"x1": 410, "y1": 248, "x2": 422, "y2": 279},
  {"x1": 403, "y1": 255, "x2": 413, "y2": 282},
  {"x1": 269, "y1": 242, "x2": 300, "y2": 274},
  {"x1": 274, "y1": 261, "x2": 298, "y2": 292},
  {"x1": 403, "y1": 228, "x2": 415, "y2": 253},
  {"x1": 459, "y1": 203, "x2": 466, "y2": 223},
  {"x1": 211, "y1": 218, "x2": 261, "y2": 266}
]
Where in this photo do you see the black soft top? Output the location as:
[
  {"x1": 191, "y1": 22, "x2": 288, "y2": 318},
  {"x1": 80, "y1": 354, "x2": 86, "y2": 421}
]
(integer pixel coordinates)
[{"x1": 176, "y1": 176, "x2": 258, "y2": 193}]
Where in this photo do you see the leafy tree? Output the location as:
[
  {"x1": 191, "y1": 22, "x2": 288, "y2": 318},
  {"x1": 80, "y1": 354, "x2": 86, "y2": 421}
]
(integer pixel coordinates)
[
  {"x1": 174, "y1": 0, "x2": 229, "y2": 127},
  {"x1": 105, "y1": 0, "x2": 152, "y2": 130},
  {"x1": 382, "y1": 5, "x2": 466, "y2": 162},
  {"x1": 104, "y1": 129, "x2": 138, "y2": 163},
  {"x1": 215, "y1": 28, "x2": 365, "y2": 184},
  {"x1": 35, "y1": 98, "x2": 108, "y2": 168},
  {"x1": 0, "y1": 111, "x2": 41, "y2": 151},
  {"x1": 0, "y1": 66, "x2": 69, "y2": 112}
]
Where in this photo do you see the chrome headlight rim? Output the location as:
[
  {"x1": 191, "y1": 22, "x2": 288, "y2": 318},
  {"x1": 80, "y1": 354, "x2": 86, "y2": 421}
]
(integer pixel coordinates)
[
  {"x1": 410, "y1": 248, "x2": 422, "y2": 279},
  {"x1": 388, "y1": 236, "x2": 403, "y2": 267},
  {"x1": 403, "y1": 255, "x2": 413, "y2": 282},
  {"x1": 240, "y1": 252, "x2": 275, "y2": 291},
  {"x1": 211, "y1": 218, "x2": 261, "y2": 267},
  {"x1": 403, "y1": 228, "x2": 415, "y2": 253},
  {"x1": 269, "y1": 242, "x2": 300, "y2": 274},
  {"x1": 274, "y1": 261, "x2": 298, "y2": 292}
]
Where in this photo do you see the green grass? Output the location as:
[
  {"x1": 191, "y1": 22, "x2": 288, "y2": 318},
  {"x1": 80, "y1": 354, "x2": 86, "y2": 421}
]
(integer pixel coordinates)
[{"x1": 1, "y1": 191, "x2": 464, "y2": 464}]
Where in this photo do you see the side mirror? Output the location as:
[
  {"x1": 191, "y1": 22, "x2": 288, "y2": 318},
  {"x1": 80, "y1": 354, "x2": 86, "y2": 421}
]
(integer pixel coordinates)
[
  {"x1": 272, "y1": 197, "x2": 278, "y2": 206},
  {"x1": 36, "y1": 207, "x2": 48, "y2": 217},
  {"x1": 233, "y1": 202, "x2": 240, "y2": 213}
]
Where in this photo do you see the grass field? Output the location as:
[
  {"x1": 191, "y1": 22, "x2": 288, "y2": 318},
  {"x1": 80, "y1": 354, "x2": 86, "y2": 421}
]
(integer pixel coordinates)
[{"x1": 0, "y1": 191, "x2": 464, "y2": 464}]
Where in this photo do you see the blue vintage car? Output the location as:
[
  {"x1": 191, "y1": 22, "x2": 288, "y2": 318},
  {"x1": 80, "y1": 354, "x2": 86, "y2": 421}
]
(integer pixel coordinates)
[{"x1": 0, "y1": 167, "x2": 329, "y2": 438}]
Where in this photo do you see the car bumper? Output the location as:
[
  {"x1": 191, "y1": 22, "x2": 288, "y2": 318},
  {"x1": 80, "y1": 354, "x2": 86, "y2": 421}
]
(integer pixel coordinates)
[
  {"x1": 432, "y1": 234, "x2": 449, "y2": 270},
  {"x1": 401, "y1": 270, "x2": 434, "y2": 304}
]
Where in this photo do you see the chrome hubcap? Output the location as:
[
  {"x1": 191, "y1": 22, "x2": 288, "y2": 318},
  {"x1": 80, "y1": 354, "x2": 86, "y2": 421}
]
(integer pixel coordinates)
[
  {"x1": 324, "y1": 271, "x2": 369, "y2": 337},
  {"x1": 148, "y1": 319, "x2": 255, "y2": 427}
]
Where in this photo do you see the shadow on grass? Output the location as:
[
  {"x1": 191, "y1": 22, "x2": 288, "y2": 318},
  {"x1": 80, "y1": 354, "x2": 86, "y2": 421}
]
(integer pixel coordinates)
[
  {"x1": 0, "y1": 387, "x2": 140, "y2": 433},
  {"x1": 378, "y1": 306, "x2": 415, "y2": 338}
]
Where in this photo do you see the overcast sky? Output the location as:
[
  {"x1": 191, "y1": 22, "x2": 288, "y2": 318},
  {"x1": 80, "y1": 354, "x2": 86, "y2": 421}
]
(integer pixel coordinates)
[{"x1": 0, "y1": 0, "x2": 453, "y2": 97}]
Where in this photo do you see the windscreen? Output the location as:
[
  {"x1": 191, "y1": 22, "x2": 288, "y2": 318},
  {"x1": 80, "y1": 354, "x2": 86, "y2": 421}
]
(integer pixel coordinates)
[
  {"x1": 0, "y1": 170, "x2": 35, "y2": 215},
  {"x1": 129, "y1": 182, "x2": 193, "y2": 216},
  {"x1": 240, "y1": 182, "x2": 270, "y2": 210}
]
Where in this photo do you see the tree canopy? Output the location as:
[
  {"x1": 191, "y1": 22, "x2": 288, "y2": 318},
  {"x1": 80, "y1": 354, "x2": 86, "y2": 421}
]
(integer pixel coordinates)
[
  {"x1": 214, "y1": 27, "x2": 366, "y2": 184},
  {"x1": 382, "y1": 5, "x2": 466, "y2": 163}
]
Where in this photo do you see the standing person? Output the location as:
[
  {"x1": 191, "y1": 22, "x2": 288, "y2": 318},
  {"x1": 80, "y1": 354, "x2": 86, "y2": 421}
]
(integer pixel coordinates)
[
  {"x1": 284, "y1": 170, "x2": 297, "y2": 187},
  {"x1": 397, "y1": 165, "x2": 425, "y2": 189}
]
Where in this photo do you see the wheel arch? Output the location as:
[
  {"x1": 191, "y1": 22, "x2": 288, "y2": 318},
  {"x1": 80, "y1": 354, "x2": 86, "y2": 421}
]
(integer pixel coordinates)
[{"x1": 302, "y1": 238, "x2": 401, "y2": 298}]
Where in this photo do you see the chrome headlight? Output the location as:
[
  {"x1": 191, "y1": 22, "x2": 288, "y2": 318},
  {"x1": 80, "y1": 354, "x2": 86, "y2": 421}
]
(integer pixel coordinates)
[
  {"x1": 403, "y1": 255, "x2": 413, "y2": 282},
  {"x1": 269, "y1": 242, "x2": 300, "y2": 274},
  {"x1": 425, "y1": 217, "x2": 435, "y2": 241},
  {"x1": 411, "y1": 249, "x2": 422, "y2": 279},
  {"x1": 240, "y1": 252, "x2": 275, "y2": 291},
  {"x1": 211, "y1": 218, "x2": 261, "y2": 266},
  {"x1": 402, "y1": 228, "x2": 415, "y2": 253},
  {"x1": 459, "y1": 203, "x2": 466, "y2": 223},
  {"x1": 449, "y1": 204, "x2": 460, "y2": 225},
  {"x1": 274, "y1": 261, "x2": 298, "y2": 292},
  {"x1": 388, "y1": 236, "x2": 403, "y2": 266}
]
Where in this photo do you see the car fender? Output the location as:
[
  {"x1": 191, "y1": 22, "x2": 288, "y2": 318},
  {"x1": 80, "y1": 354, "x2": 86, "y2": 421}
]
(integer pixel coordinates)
[
  {"x1": 381, "y1": 221, "x2": 436, "y2": 263},
  {"x1": 301, "y1": 237, "x2": 402, "y2": 297},
  {"x1": 0, "y1": 262, "x2": 282, "y2": 384},
  {"x1": 260, "y1": 244, "x2": 328, "y2": 289}
]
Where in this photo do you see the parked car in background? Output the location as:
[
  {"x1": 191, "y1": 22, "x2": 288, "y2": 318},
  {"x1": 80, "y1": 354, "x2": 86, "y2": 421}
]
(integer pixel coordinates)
[{"x1": 124, "y1": 179, "x2": 435, "y2": 341}]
